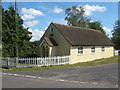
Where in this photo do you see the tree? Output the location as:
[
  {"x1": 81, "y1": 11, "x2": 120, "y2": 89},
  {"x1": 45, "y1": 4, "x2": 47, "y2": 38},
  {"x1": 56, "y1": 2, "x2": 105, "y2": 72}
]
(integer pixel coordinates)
[
  {"x1": 65, "y1": 6, "x2": 105, "y2": 34},
  {"x1": 88, "y1": 21, "x2": 105, "y2": 34},
  {"x1": 65, "y1": 6, "x2": 89, "y2": 28},
  {"x1": 26, "y1": 41, "x2": 40, "y2": 57},
  {"x1": 112, "y1": 20, "x2": 120, "y2": 50},
  {"x1": 2, "y1": 5, "x2": 32, "y2": 57}
]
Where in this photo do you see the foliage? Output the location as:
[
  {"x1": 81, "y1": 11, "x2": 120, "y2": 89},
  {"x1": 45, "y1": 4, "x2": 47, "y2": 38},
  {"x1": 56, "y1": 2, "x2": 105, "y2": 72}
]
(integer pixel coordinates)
[
  {"x1": 26, "y1": 41, "x2": 40, "y2": 57},
  {"x1": 112, "y1": 20, "x2": 120, "y2": 50},
  {"x1": 88, "y1": 21, "x2": 105, "y2": 34},
  {"x1": 2, "y1": 5, "x2": 32, "y2": 57},
  {"x1": 65, "y1": 6, "x2": 105, "y2": 34},
  {"x1": 42, "y1": 42, "x2": 49, "y2": 57},
  {"x1": 65, "y1": 6, "x2": 88, "y2": 27}
]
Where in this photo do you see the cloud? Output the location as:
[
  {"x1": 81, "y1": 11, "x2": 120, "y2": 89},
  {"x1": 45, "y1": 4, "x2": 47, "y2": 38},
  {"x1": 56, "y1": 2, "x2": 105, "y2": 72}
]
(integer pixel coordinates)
[
  {"x1": 54, "y1": 7, "x2": 63, "y2": 13},
  {"x1": 83, "y1": 4, "x2": 106, "y2": 16},
  {"x1": 21, "y1": 8, "x2": 45, "y2": 16},
  {"x1": 24, "y1": 20, "x2": 40, "y2": 27},
  {"x1": 21, "y1": 14, "x2": 35, "y2": 20},
  {"x1": 22, "y1": 24, "x2": 27, "y2": 28},
  {"x1": 44, "y1": 27, "x2": 48, "y2": 31},
  {"x1": 102, "y1": 26, "x2": 112, "y2": 38},
  {"x1": 102, "y1": 27, "x2": 111, "y2": 33},
  {"x1": 28, "y1": 29, "x2": 44, "y2": 41}
]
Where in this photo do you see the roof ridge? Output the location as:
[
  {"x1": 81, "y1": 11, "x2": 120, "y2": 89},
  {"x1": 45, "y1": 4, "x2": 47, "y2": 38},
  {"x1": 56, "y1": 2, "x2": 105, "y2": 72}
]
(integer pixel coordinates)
[{"x1": 51, "y1": 22, "x2": 102, "y2": 33}]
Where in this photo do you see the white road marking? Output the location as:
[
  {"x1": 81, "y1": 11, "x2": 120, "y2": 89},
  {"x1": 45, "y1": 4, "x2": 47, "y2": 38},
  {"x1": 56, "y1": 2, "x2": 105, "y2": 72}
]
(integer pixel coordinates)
[
  {"x1": 25, "y1": 75, "x2": 31, "y2": 77},
  {"x1": 13, "y1": 74, "x2": 18, "y2": 76},
  {"x1": 58, "y1": 79, "x2": 65, "y2": 82},
  {"x1": 93, "y1": 82, "x2": 97, "y2": 84},
  {"x1": 2, "y1": 73, "x2": 7, "y2": 74},
  {"x1": 21, "y1": 75, "x2": 25, "y2": 77},
  {"x1": 38, "y1": 77, "x2": 42, "y2": 79},
  {"x1": 69, "y1": 81, "x2": 79, "y2": 83},
  {"x1": 2, "y1": 73, "x2": 118, "y2": 87},
  {"x1": 79, "y1": 82, "x2": 87, "y2": 84}
]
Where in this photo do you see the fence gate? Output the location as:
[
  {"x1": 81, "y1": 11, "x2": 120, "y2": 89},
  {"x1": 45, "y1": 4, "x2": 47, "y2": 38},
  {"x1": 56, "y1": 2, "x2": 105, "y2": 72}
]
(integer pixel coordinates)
[{"x1": 1, "y1": 57, "x2": 16, "y2": 68}]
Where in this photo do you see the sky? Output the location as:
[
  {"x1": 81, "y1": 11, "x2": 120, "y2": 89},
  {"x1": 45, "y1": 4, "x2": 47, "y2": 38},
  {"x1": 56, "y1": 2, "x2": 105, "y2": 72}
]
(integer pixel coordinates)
[{"x1": 2, "y1": 2, "x2": 118, "y2": 41}]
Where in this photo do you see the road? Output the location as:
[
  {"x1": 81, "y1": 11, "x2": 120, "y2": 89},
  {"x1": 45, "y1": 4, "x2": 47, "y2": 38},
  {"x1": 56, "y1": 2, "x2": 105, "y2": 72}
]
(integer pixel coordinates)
[
  {"x1": 2, "y1": 63, "x2": 119, "y2": 88},
  {"x1": 2, "y1": 74, "x2": 113, "y2": 88}
]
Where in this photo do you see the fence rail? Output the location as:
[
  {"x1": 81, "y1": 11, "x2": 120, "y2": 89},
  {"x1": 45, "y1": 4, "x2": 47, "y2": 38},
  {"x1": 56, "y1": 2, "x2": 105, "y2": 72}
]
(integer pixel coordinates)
[
  {"x1": 1, "y1": 56, "x2": 70, "y2": 68},
  {"x1": 0, "y1": 57, "x2": 16, "y2": 68}
]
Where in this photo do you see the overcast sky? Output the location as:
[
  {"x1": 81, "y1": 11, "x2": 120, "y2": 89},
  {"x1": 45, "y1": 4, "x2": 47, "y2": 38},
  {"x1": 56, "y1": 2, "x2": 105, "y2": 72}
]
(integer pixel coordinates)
[{"x1": 2, "y1": 2, "x2": 118, "y2": 41}]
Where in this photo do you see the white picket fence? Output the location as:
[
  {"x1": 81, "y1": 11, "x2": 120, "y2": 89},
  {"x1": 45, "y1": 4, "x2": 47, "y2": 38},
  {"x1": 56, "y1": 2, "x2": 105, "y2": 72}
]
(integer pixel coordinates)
[
  {"x1": 1, "y1": 56, "x2": 70, "y2": 68},
  {"x1": 114, "y1": 50, "x2": 120, "y2": 56}
]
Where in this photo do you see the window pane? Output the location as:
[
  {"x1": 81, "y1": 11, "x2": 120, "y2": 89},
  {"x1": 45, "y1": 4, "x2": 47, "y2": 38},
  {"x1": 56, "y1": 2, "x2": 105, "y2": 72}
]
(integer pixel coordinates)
[
  {"x1": 78, "y1": 47, "x2": 83, "y2": 54},
  {"x1": 101, "y1": 46, "x2": 105, "y2": 52},
  {"x1": 50, "y1": 28, "x2": 54, "y2": 32},
  {"x1": 91, "y1": 46, "x2": 95, "y2": 53}
]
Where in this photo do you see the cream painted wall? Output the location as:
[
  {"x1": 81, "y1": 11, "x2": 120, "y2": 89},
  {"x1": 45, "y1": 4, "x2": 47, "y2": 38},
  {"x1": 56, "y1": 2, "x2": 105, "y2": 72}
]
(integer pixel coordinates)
[
  {"x1": 39, "y1": 24, "x2": 71, "y2": 57},
  {"x1": 70, "y1": 46, "x2": 114, "y2": 64}
]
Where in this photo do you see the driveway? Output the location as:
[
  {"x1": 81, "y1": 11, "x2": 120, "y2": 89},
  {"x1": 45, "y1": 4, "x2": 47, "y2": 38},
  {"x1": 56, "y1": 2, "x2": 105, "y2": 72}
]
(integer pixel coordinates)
[{"x1": 3, "y1": 63, "x2": 119, "y2": 88}]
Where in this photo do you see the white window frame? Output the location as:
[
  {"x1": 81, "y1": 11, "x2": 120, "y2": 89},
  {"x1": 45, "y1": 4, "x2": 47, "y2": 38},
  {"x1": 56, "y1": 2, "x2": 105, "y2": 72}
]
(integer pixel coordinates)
[
  {"x1": 101, "y1": 46, "x2": 105, "y2": 52},
  {"x1": 91, "y1": 46, "x2": 95, "y2": 54},
  {"x1": 78, "y1": 47, "x2": 83, "y2": 55}
]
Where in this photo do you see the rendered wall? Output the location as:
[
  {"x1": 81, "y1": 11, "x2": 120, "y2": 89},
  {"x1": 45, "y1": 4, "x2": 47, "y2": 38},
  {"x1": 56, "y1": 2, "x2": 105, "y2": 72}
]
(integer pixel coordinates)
[
  {"x1": 70, "y1": 46, "x2": 114, "y2": 64},
  {"x1": 39, "y1": 24, "x2": 71, "y2": 57}
]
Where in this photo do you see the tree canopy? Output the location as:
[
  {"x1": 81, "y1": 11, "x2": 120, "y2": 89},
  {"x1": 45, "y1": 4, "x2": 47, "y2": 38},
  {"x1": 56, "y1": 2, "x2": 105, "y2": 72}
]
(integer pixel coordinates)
[
  {"x1": 2, "y1": 5, "x2": 32, "y2": 57},
  {"x1": 65, "y1": 6, "x2": 105, "y2": 34},
  {"x1": 26, "y1": 41, "x2": 40, "y2": 57},
  {"x1": 88, "y1": 21, "x2": 105, "y2": 34},
  {"x1": 112, "y1": 20, "x2": 120, "y2": 50}
]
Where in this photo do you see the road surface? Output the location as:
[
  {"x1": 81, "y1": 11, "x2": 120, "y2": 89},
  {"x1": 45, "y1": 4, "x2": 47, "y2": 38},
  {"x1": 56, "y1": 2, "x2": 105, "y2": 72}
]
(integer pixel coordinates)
[{"x1": 2, "y1": 63, "x2": 119, "y2": 88}]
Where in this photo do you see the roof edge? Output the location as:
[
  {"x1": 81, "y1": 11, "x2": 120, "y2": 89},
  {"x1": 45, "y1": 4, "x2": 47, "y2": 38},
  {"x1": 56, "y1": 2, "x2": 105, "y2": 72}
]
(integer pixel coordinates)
[{"x1": 51, "y1": 22, "x2": 102, "y2": 33}]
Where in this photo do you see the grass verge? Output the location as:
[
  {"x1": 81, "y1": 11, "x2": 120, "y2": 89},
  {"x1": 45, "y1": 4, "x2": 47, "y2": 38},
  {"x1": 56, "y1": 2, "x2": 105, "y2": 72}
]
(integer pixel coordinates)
[{"x1": 2, "y1": 55, "x2": 119, "y2": 72}]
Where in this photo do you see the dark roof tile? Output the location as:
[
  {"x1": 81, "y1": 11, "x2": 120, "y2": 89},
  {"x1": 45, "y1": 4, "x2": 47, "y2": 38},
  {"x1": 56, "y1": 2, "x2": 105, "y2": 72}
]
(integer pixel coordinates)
[
  {"x1": 44, "y1": 37, "x2": 58, "y2": 47},
  {"x1": 52, "y1": 22, "x2": 113, "y2": 46}
]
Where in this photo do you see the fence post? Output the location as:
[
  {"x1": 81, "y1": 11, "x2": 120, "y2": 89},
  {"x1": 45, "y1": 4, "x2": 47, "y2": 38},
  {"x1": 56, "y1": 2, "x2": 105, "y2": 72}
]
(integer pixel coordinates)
[
  {"x1": 68, "y1": 56, "x2": 70, "y2": 64},
  {"x1": 6, "y1": 57, "x2": 9, "y2": 69},
  {"x1": 57, "y1": 56, "x2": 59, "y2": 65},
  {"x1": 36, "y1": 57, "x2": 38, "y2": 66},
  {"x1": 16, "y1": 58, "x2": 18, "y2": 68}
]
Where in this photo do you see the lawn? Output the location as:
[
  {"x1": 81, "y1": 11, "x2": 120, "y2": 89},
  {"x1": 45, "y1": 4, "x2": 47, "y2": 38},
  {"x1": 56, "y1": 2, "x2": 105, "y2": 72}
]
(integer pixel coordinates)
[{"x1": 2, "y1": 55, "x2": 119, "y2": 72}]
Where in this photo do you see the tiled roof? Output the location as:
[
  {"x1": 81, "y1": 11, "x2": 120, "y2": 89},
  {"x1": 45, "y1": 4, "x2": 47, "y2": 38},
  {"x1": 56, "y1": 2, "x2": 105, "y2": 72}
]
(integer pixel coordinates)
[{"x1": 52, "y1": 22, "x2": 113, "y2": 46}]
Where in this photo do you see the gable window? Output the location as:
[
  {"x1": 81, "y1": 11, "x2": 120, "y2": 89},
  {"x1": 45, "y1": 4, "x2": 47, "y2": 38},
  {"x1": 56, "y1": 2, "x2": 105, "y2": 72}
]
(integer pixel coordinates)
[
  {"x1": 78, "y1": 47, "x2": 83, "y2": 55},
  {"x1": 50, "y1": 28, "x2": 54, "y2": 32},
  {"x1": 101, "y1": 46, "x2": 105, "y2": 52},
  {"x1": 91, "y1": 46, "x2": 95, "y2": 53}
]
